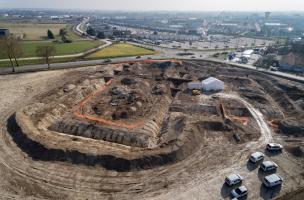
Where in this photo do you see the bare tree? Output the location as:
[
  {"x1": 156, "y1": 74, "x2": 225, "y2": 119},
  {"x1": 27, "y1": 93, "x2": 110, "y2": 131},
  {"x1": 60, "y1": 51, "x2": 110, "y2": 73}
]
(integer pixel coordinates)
[
  {"x1": 36, "y1": 45, "x2": 56, "y2": 68},
  {"x1": 0, "y1": 35, "x2": 22, "y2": 72}
]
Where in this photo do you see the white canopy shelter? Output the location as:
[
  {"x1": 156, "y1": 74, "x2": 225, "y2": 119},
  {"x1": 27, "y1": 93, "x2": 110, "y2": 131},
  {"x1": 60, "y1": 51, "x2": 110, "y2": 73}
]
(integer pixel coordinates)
[{"x1": 202, "y1": 77, "x2": 224, "y2": 91}]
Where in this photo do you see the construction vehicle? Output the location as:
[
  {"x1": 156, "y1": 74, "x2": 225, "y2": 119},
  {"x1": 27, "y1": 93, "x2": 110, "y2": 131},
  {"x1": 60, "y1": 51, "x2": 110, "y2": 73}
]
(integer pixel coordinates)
[{"x1": 192, "y1": 89, "x2": 201, "y2": 96}]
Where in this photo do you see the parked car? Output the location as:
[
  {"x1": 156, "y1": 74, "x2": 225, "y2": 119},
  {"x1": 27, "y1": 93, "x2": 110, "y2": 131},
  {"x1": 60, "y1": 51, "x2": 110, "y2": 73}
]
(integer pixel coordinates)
[
  {"x1": 270, "y1": 66, "x2": 278, "y2": 71},
  {"x1": 260, "y1": 161, "x2": 278, "y2": 172},
  {"x1": 225, "y1": 174, "x2": 243, "y2": 186},
  {"x1": 266, "y1": 143, "x2": 283, "y2": 151},
  {"x1": 263, "y1": 174, "x2": 283, "y2": 187},
  {"x1": 231, "y1": 186, "x2": 248, "y2": 198},
  {"x1": 136, "y1": 56, "x2": 141, "y2": 59},
  {"x1": 249, "y1": 152, "x2": 265, "y2": 163},
  {"x1": 103, "y1": 58, "x2": 112, "y2": 63}
]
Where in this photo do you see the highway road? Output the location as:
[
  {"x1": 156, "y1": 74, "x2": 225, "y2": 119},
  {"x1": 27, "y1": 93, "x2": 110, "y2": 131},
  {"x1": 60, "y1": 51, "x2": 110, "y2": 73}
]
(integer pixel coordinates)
[
  {"x1": 0, "y1": 49, "x2": 303, "y2": 84},
  {"x1": 0, "y1": 20, "x2": 303, "y2": 83}
]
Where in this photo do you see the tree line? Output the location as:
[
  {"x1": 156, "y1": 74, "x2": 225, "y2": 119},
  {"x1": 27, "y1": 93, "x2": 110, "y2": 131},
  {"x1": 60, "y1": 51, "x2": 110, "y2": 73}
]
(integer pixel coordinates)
[
  {"x1": 0, "y1": 35, "x2": 56, "y2": 72},
  {"x1": 48, "y1": 28, "x2": 72, "y2": 43},
  {"x1": 0, "y1": 28, "x2": 79, "y2": 72}
]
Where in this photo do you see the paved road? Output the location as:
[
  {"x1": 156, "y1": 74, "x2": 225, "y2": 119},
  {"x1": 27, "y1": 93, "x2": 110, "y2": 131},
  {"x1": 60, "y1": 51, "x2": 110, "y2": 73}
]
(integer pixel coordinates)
[
  {"x1": 0, "y1": 54, "x2": 165, "y2": 74},
  {"x1": 136, "y1": 42, "x2": 304, "y2": 82},
  {"x1": 75, "y1": 19, "x2": 88, "y2": 35},
  {"x1": 205, "y1": 57, "x2": 304, "y2": 83},
  {"x1": 0, "y1": 39, "x2": 303, "y2": 84}
]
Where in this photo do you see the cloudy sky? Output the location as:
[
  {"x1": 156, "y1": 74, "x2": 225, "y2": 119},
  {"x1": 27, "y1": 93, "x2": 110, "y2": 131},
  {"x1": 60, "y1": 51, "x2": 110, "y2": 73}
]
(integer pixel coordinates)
[{"x1": 1, "y1": 0, "x2": 304, "y2": 11}]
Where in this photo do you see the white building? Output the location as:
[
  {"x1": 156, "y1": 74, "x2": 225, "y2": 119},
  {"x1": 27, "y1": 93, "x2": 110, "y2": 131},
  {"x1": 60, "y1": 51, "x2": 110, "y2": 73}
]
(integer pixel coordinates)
[
  {"x1": 202, "y1": 77, "x2": 224, "y2": 91},
  {"x1": 242, "y1": 49, "x2": 254, "y2": 58}
]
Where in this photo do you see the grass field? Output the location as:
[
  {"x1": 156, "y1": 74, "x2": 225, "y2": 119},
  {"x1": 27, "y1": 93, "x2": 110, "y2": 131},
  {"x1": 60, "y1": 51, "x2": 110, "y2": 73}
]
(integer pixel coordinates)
[
  {"x1": 87, "y1": 43, "x2": 155, "y2": 59},
  {"x1": 0, "y1": 22, "x2": 68, "y2": 40},
  {"x1": 0, "y1": 43, "x2": 155, "y2": 68},
  {"x1": 64, "y1": 25, "x2": 82, "y2": 41},
  {"x1": 0, "y1": 40, "x2": 104, "y2": 59}
]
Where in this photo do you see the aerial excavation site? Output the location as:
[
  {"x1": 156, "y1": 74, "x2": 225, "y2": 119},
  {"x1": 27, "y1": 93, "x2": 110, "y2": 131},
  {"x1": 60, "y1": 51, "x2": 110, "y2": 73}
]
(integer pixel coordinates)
[{"x1": 0, "y1": 59, "x2": 303, "y2": 199}]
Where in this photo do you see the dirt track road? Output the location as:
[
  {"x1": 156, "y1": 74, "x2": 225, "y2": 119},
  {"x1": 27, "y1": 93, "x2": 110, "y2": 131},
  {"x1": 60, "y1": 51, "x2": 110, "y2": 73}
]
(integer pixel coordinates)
[{"x1": 215, "y1": 92, "x2": 273, "y2": 145}]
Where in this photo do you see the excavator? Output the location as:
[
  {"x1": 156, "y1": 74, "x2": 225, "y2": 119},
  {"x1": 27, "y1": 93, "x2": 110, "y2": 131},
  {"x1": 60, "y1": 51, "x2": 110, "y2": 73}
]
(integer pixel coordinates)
[{"x1": 192, "y1": 89, "x2": 201, "y2": 96}]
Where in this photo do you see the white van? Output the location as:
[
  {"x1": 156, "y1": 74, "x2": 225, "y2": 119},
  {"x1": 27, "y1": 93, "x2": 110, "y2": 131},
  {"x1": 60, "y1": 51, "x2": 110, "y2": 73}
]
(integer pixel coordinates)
[
  {"x1": 249, "y1": 152, "x2": 265, "y2": 163},
  {"x1": 263, "y1": 174, "x2": 283, "y2": 187},
  {"x1": 260, "y1": 161, "x2": 278, "y2": 172},
  {"x1": 225, "y1": 174, "x2": 243, "y2": 186}
]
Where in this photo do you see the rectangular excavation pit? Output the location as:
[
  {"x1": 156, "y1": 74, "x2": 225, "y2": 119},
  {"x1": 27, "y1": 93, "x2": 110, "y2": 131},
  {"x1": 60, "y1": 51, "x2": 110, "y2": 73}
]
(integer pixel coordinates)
[
  {"x1": 195, "y1": 121, "x2": 232, "y2": 132},
  {"x1": 48, "y1": 119, "x2": 150, "y2": 148},
  {"x1": 169, "y1": 104, "x2": 219, "y2": 116}
]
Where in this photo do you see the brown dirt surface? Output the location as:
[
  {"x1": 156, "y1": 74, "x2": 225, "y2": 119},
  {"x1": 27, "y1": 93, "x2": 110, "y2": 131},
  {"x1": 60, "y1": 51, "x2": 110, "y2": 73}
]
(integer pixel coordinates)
[{"x1": 0, "y1": 60, "x2": 303, "y2": 199}]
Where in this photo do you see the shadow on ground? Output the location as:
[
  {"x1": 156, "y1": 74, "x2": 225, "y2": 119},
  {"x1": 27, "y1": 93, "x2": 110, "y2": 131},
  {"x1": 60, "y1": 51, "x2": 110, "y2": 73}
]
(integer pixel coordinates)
[
  {"x1": 6, "y1": 113, "x2": 183, "y2": 172},
  {"x1": 260, "y1": 184, "x2": 282, "y2": 200},
  {"x1": 264, "y1": 150, "x2": 282, "y2": 157},
  {"x1": 220, "y1": 182, "x2": 244, "y2": 199},
  {"x1": 257, "y1": 168, "x2": 277, "y2": 182},
  {"x1": 246, "y1": 160, "x2": 262, "y2": 171}
]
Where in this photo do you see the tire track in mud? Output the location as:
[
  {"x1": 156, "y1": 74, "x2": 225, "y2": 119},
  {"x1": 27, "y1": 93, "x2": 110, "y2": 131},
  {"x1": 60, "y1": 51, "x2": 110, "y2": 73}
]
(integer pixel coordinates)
[
  {"x1": 151, "y1": 92, "x2": 274, "y2": 200},
  {"x1": 215, "y1": 92, "x2": 273, "y2": 145}
]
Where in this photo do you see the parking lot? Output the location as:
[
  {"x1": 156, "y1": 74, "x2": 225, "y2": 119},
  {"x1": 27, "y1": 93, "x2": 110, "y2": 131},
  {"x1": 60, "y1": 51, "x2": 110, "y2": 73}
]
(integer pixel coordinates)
[
  {"x1": 159, "y1": 146, "x2": 303, "y2": 200},
  {"x1": 159, "y1": 37, "x2": 274, "y2": 50}
]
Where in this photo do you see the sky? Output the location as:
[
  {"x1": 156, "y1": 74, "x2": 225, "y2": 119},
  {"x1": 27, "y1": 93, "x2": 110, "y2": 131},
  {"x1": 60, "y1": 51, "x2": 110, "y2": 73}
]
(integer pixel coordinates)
[{"x1": 1, "y1": 0, "x2": 304, "y2": 11}]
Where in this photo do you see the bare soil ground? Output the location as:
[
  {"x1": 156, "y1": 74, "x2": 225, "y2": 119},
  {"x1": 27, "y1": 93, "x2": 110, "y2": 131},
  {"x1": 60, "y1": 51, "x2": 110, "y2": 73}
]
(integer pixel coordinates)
[{"x1": 0, "y1": 60, "x2": 303, "y2": 200}]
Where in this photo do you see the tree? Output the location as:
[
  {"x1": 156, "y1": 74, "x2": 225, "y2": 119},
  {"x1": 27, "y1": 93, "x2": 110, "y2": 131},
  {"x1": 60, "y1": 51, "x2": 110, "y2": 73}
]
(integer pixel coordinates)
[
  {"x1": 263, "y1": 54, "x2": 276, "y2": 69},
  {"x1": 47, "y1": 29, "x2": 55, "y2": 39},
  {"x1": 59, "y1": 28, "x2": 67, "y2": 36},
  {"x1": 36, "y1": 45, "x2": 56, "y2": 68},
  {"x1": 86, "y1": 27, "x2": 96, "y2": 36},
  {"x1": 0, "y1": 35, "x2": 22, "y2": 72},
  {"x1": 61, "y1": 35, "x2": 72, "y2": 43},
  {"x1": 97, "y1": 31, "x2": 105, "y2": 39}
]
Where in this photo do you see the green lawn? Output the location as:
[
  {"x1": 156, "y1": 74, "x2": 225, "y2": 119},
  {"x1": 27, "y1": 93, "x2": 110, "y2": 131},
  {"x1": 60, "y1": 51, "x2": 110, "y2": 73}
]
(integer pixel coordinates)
[
  {"x1": 0, "y1": 57, "x2": 76, "y2": 68},
  {"x1": 55, "y1": 25, "x2": 83, "y2": 41},
  {"x1": 0, "y1": 40, "x2": 104, "y2": 59},
  {"x1": 0, "y1": 42, "x2": 156, "y2": 68},
  {"x1": 87, "y1": 43, "x2": 155, "y2": 59}
]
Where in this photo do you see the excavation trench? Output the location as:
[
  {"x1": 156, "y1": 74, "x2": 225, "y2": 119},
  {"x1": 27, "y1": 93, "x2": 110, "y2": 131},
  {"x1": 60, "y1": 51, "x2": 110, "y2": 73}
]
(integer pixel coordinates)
[{"x1": 9, "y1": 113, "x2": 204, "y2": 172}]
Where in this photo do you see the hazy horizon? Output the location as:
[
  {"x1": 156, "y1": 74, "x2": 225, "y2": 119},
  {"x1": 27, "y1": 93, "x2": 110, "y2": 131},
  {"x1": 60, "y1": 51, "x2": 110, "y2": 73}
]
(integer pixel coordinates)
[{"x1": 1, "y1": 0, "x2": 304, "y2": 11}]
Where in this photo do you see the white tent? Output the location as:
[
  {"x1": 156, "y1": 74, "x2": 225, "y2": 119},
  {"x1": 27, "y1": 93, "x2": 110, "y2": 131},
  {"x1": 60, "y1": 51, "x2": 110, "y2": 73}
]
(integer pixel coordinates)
[
  {"x1": 202, "y1": 77, "x2": 224, "y2": 91},
  {"x1": 242, "y1": 49, "x2": 254, "y2": 58}
]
